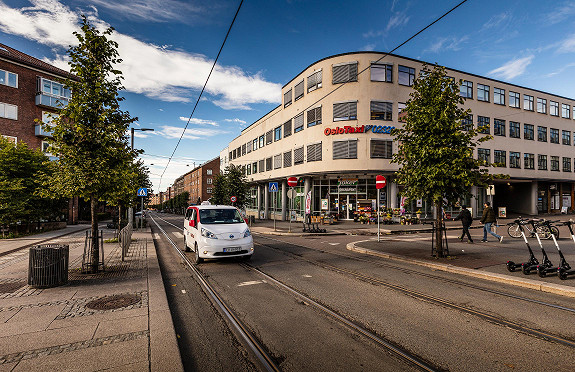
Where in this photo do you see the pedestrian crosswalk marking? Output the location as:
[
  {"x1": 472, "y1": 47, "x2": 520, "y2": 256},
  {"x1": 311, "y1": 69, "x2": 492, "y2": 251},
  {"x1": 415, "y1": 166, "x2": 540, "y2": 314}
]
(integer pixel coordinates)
[{"x1": 172, "y1": 231, "x2": 183, "y2": 239}]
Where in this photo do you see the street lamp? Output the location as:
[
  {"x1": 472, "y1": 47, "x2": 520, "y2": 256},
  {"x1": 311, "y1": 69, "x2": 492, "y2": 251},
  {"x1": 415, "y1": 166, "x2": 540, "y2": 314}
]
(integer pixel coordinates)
[{"x1": 129, "y1": 127, "x2": 154, "y2": 228}]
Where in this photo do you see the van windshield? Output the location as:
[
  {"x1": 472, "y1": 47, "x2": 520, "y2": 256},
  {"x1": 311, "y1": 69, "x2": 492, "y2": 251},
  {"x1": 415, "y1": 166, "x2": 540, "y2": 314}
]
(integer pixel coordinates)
[{"x1": 199, "y1": 209, "x2": 244, "y2": 224}]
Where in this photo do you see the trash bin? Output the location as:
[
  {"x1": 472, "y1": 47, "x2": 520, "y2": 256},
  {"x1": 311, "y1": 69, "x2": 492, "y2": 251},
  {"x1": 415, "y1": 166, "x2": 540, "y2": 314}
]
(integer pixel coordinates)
[{"x1": 28, "y1": 244, "x2": 69, "y2": 288}]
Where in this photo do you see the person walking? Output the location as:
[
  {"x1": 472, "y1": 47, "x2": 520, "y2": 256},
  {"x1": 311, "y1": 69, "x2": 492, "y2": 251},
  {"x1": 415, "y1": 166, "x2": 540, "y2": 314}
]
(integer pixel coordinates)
[
  {"x1": 454, "y1": 205, "x2": 473, "y2": 243},
  {"x1": 480, "y1": 201, "x2": 503, "y2": 243}
]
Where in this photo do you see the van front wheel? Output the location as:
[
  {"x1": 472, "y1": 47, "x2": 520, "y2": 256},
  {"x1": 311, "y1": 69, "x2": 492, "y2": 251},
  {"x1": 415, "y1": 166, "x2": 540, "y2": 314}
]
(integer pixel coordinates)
[{"x1": 194, "y1": 243, "x2": 203, "y2": 264}]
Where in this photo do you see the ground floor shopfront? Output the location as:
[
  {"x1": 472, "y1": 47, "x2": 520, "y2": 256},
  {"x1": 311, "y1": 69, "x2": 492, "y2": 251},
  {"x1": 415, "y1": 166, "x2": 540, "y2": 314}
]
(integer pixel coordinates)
[{"x1": 244, "y1": 174, "x2": 575, "y2": 222}]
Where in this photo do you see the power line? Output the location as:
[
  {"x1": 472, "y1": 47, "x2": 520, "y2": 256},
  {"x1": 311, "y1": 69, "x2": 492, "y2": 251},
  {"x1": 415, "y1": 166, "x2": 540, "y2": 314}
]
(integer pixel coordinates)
[{"x1": 158, "y1": 0, "x2": 244, "y2": 190}]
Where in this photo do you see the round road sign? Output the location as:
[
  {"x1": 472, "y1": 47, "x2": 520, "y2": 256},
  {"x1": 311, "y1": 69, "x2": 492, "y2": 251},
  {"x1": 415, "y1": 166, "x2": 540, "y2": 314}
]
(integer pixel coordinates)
[
  {"x1": 287, "y1": 177, "x2": 298, "y2": 187},
  {"x1": 376, "y1": 175, "x2": 387, "y2": 189},
  {"x1": 230, "y1": 196, "x2": 237, "y2": 203}
]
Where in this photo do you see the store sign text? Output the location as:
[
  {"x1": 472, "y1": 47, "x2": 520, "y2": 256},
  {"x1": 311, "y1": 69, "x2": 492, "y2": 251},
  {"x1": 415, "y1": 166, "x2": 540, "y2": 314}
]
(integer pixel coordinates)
[{"x1": 324, "y1": 125, "x2": 395, "y2": 136}]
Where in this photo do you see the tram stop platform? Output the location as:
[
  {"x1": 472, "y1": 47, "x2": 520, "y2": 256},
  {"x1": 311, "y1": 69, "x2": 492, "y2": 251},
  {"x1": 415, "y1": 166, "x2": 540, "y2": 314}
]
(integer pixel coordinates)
[{"x1": 0, "y1": 224, "x2": 183, "y2": 372}]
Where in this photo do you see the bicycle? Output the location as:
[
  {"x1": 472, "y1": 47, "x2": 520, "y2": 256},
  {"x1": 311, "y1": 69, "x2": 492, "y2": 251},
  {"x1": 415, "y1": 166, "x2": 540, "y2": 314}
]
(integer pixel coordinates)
[{"x1": 506, "y1": 217, "x2": 559, "y2": 240}]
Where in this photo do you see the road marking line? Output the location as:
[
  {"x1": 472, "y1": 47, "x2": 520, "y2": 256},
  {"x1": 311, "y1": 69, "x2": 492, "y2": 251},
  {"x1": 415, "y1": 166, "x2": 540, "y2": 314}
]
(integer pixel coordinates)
[
  {"x1": 172, "y1": 231, "x2": 183, "y2": 239},
  {"x1": 181, "y1": 290, "x2": 186, "y2": 294},
  {"x1": 237, "y1": 280, "x2": 266, "y2": 287},
  {"x1": 328, "y1": 242, "x2": 340, "y2": 245},
  {"x1": 302, "y1": 275, "x2": 312, "y2": 278}
]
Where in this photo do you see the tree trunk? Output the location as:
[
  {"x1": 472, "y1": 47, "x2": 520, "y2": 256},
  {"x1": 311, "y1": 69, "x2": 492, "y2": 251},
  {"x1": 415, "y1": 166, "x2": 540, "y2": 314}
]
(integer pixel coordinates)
[
  {"x1": 90, "y1": 196, "x2": 100, "y2": 273},
  {"x1": 118, "y1": 205, "x2": 122, "y2": 229},
  {"x1": 435, "y1": 202, "x2": 445, "y2": 258}
]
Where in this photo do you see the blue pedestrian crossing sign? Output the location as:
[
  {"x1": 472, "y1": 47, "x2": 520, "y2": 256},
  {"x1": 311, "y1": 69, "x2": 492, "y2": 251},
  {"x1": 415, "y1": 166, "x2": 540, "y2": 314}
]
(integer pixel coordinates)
[
  {"x1": 269, "y1": 182, "x2": 279, "y2": 193},
  {"x1": 137, "y1": 188, "x2": 148, "y2": 197}
]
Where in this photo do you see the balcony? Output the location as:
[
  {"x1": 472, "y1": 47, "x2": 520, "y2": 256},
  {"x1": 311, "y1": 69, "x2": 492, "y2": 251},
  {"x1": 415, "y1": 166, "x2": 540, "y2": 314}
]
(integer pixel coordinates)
[
  {"x1": 35, "y1": 124, "x2": 53, "y2": 138},
  {"x1": 36, "y1": 93, "x2": 69, "y2": 109}
]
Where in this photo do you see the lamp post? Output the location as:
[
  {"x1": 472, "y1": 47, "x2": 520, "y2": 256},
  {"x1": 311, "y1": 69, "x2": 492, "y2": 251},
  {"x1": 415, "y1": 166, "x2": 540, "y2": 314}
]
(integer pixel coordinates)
[{"x1": 129, "y1": 128, "x2": 154, "y2": 227}]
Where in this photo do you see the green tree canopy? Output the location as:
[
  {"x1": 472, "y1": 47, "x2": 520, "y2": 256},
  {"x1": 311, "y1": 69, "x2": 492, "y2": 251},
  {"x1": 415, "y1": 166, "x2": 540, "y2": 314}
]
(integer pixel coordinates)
[
  {"x1": 391, "y1": 64, "x2": 492, "y2": 257},
  {"x1": 211, "y1": 164, "x2": 247, "y2": 208}
]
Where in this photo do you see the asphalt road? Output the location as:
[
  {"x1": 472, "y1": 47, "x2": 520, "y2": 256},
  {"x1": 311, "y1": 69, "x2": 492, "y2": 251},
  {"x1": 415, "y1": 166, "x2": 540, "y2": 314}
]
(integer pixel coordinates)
[{"x1": 151, "y1": 212, "x2": 575, "y2": 372}]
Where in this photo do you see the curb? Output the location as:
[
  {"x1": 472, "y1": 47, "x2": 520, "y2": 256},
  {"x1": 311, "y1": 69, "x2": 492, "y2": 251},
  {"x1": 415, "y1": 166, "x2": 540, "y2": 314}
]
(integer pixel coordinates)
[
  {"x1": 347, "y1": 240, "x2": 575, "y2": 299},
  {"x1": 256, "y1": 231, "x2": 347, "y2": 237},
  {"x1": 145, "y1": 228, "x2": 184, "y2": 372}
]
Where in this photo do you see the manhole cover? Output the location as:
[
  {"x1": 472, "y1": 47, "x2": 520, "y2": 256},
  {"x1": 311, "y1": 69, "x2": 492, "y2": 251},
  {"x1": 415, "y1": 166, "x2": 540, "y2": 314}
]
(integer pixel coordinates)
[
  {"x1": 85, "y1": 294, "x2": 141, "y2": 310},
  {"x1": 0, "y1": 282, "x2": 26, "y2": 293}
]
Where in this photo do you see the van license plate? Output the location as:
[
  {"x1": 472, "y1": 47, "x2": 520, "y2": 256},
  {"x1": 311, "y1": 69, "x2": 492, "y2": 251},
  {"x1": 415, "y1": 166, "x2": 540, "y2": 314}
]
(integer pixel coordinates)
[{"x1": 224, "y1": 247, "x2": 241, "y2": 253}]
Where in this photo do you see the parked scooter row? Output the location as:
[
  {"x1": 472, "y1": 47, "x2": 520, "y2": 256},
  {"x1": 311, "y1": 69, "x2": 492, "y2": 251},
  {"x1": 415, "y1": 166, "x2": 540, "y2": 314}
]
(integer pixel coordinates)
[{"x1": 506, "y1": 218, "x2": 575, "y2": 280}]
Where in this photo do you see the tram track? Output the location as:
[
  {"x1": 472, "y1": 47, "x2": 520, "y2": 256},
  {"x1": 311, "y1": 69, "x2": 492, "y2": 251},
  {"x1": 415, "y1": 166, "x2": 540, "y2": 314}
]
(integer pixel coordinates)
[{"x1": 150, "y1": 213, "x2": 439, "y2": 372}]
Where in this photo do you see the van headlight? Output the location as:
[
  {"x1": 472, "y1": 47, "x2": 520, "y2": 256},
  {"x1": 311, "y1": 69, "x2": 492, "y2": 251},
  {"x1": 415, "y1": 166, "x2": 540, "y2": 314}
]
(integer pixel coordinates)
[
  {"x1": 201, "y1": 228, "x2": 217, "y2": 239},
  {"x1": 243, "y1": 229, "x2": 251, "y2": 238}
]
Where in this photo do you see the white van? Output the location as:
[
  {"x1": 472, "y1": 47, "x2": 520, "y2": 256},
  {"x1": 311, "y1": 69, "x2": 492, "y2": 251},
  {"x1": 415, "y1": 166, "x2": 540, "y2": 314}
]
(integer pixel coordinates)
[{"x1": 183, "y1": 204, "x2": 254, "y2": 264}]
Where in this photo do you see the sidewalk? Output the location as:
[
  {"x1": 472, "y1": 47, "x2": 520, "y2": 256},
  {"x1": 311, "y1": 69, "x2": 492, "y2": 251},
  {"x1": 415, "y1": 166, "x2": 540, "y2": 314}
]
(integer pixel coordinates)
[
  {"x1": 249, "y1": 216, "x2": 575, "y2": 298},
  {"x1": 0, "y1": 225, "x2": 183, "y2": 372}
]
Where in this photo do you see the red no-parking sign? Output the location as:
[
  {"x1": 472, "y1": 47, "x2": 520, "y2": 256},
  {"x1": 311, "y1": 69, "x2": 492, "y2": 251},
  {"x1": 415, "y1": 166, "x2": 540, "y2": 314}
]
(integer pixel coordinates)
[
  {"x1": 287, "y1": 177, "x2": 298, "y2": 187},
  {"x1": 376, "y1": 175, "x2": 387, "y2": 189},
  {"x1": 230, "y1": 196, "x2": 237, "y2": 203}
]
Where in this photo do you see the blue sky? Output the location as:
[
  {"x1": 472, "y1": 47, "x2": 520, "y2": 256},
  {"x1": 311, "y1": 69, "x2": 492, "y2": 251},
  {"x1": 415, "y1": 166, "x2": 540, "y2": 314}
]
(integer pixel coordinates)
[{"x1": 2, "y1": 0, "x2": 575, "y2": 193}]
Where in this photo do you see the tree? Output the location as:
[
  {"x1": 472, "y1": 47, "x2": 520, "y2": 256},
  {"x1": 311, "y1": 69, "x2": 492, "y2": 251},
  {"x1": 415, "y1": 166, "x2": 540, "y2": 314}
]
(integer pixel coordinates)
[
  {"x1": 211, "y1": 173, "x2": 227, "y2": 205},
  {"x1": 42, "y1": 16, "x2": 137, "y2": 272},
  {"x1": 391, "y1": 64, "x2": 492, "y2": 257},
  {"x1": 0, "y1": 137, "x2": 65, "y2": 233},
  {"x1": 211, "y1": 165, "x2": 248, "y2": 208}
]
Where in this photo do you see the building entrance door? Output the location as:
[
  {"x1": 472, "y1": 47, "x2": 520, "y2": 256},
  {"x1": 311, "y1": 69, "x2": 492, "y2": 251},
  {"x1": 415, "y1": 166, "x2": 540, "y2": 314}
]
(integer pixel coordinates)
[{"x1": 347, "y1": 195, "x2": 356, "y2": 220}]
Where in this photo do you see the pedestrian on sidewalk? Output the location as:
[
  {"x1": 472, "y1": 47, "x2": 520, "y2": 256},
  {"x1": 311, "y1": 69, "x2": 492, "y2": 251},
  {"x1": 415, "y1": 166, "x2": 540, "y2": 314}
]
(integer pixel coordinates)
[
  {"x1": 454, "y1": 205, "x2": 473, "y2": 243},
  {"x1": 480, "y1": 202, "x2": 503, "y2": 243}
]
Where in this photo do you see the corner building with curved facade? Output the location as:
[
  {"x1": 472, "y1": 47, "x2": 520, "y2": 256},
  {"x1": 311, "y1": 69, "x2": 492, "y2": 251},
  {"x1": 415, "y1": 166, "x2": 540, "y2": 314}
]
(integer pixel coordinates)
[{"x1": 221, "y1": 52, "x2": 575, "y2": 220}]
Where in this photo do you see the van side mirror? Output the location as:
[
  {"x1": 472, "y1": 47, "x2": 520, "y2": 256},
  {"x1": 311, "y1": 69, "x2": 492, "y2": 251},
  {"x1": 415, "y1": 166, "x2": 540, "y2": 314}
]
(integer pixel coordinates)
[{"x1": 189, "y1": 220, "x2": 195, "y2": 228}]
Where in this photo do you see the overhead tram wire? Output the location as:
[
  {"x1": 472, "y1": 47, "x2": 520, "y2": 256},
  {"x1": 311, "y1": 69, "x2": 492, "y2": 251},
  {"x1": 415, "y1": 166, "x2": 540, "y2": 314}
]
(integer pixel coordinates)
[
  {"x1": 231, "y1": 0, "x2": 470, "y2": 170},
  {"x1": 158, "y1": 0, "x2": 244, "y2": 190}
]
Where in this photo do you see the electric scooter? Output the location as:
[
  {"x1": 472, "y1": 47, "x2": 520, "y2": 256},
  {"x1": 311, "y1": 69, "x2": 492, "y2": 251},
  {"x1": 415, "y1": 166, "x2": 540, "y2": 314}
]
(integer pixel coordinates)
[
  {"x1": 506, "y1": 218, "x2": 538, "y2": 272},
  {"x1": 523, "y1": 219, "x2": 553, "y2": 275},
  {"x1": 557, "y1": 220, "x2": 575, "y2": 280},
  {"x1": 536, "y1": 220, "x2": 561, "y2": 277}
]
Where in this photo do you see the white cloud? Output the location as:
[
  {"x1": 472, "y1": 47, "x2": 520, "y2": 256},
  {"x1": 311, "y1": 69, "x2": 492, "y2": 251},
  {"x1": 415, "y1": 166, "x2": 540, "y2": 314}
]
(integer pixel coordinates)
[
  {"x1": 425, "y1": 36, "x2": 468, "y2": 54},
  {"x1": 558, "y1": 34, "x2": 575, "y2": 53},
  {"x1": 0, "y1": 0, "x2": 282, "y2": 109},
  {"x1": 544, "y1": 1, "x2": 575, "y2": 25},
  {"x1": 84, "y1": 0, "x2": 202, "y2": 23},
  {"x1": 488, "y1": 56, "x2": 534, "y2": 80},
  {"x1": 179, "y1": 117, "x2": 219, "y2": 126},
  {"x1": 224, "y1": 118, "x2": 247, "y2": 124},
  {"x1": 544, "y1": 62, "x2": 575, "y2": 78},
  {"x1": 480, "y1": 12, "x2": 510, "y2": 32},
  {"x1": 386, "y1": 12, "x2": 410, "y2": 32},
  {"x1": 155, "y1": 125, "x2": 227, "y2": 141}
]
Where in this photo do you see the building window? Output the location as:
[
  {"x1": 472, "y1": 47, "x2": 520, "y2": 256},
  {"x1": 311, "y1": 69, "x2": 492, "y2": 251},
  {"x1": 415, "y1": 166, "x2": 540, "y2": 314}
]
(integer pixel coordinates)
[
  {"x1": 207, "y1": 169, "x2": 213, "y2": 175},
  {"x1": 307, "y1": 70, "x2": 322, "y2": 92},
  {"x1": 265, "y1": 157, "x2": 272, "y2": 171},
  {"x1": 37, "y1": 77, "x2": 71, "y2": 108},
  {"x1": 252, "y1": 161, "x2": 257, "y2": 173},
  {"x1": 477, "y1": 116, "x2": 490, "y2": 134},
  {"x1": 562, "y1": 104, "x2": 571, "y2": 119},
  {"x1": 524, "y1": 153, "x2": 535, "y2": 169},
  {"x1": 460, "y1": 80, "x2": 473, "y2": 99},
  {"x1": 333, "y1": 139, "x2": 358, "y2": 159},
  {"x1": 246, "y1": 164, "x2": 251, "y2": 175},
  {"x1": 510, "y1": 152, "x2": 521, "y2": 168},
  {"x1": 252, "y1": 138, "x2": 258, "y2": 151},
  {"x1": 294, "y1": 113, "x2": 304, "y2": 133},
  {"x1": 537, "y1": 98, "x2": 547, "y2": 114},
  {"x1": 259, "y1": 135, "x2": 265, "y2": 148},
  {"x1": 265, "y1": 130, "x2": 273, "y2": 145},
  {"x1": 478, "y1": 148, "x2": 490, "y2": 163},
  {"x1": 550, "y1": 128, "x2": 559, "y2": 144},
  {"x1": 563, "y1": 130, "x2": 571, "y2": 145},
  {"x1": 247, "y1": 141, "x2": 252, "y2": 153},
  {"x1": 509, "y1": 121, "x2": 520, "y2": 138},
  {"x1": 0, "y1": 102, "x2": 18, "y2": 120},
  {"x1": 294, "y1": 80, "x2": 304, "y2": 101},
  {"x1": 236, "y1": 146, "x2": 241, "y2": 157},
  {"x1": 398, "y1": 65, "x2": 415, "y2": 86},
  {"x1": 538, "y1": 126, "x2": 547, "y2": 142},
  {"x1": 494, "y1": 88, "x2": 505, "y2": 105},
  {"x1": 0, "y1": 69, "x2": 17, "y2": 88},
  {"x1": 207, "y1": 188, "x2": 212, "y2": 194},
  {"x1": 563, "y1": 157, "x2": 572, "y2": 172},
  {"x1": 524, "y1": 95, "x2": 534, "y2": 111},
  {"x1": 370, "y1": 139, "x2": 392, "y2": 159},
  {"x1": 2, "y1": 135, "x2": 17, "y2": 144},
  {"x1": 283, "y1": 119, "x2": 292, "y2": 138},
  {"x1": 241, "y1": 144, "x2": 246, "y2": 156},
  {"x1": 232, "y1": 149, "x2": 236, "y2": 160},
  {"x1": 333, "y1": 101, "x2": 357, "y2": 121},
  {"x1": 493, "y1": 119, "x2": 506, "y2": 136},
  {"x1": 494, "y1": 150, "x2": 506, "y2": 167},
  {"x1": 284, "y1": 88, "x2": 292, "y2": 107},
  {"x1": 294, "y1": 146, "x2": 304, "y2": 165},
  {"x1": 274, "y1": 154, "x2": 282, "y2": 169},
  {"x1": 550, "y1": 101, "x2": 559, "y2": 116},
  {"x1": 274, "y1": 126, "x2": 282, "y2": 141},
  {"x1": 509, "y1": 91, "x2": 520, "y2": 108},
  {"x1": 370, "y1": 101, "x2": 393, "y2": 121},
  {"x1": 307, "y1": 142, "x2": 322, "y2": 162},
  {"x1": 477, "y1": 84, "x2": 490, "y2": 102},
  {"x1": 283, "y1": 150, "x2": 292, "y2": 167},
  {"x1": 398, "y1": 102, "x2": 406, "y2": 122},
  {"x1": 524, "y1": 124, "x2": 534, "y2": 140},
  {"x1": 371, "y1": 63, "x2": 392, "y2": 82},
  {"x1": 307, "y1": 106, "x2": 322, "y2": 127},
  {"x1": 207, "y1": 178, "x2": 213, "y2": 184},
  {"x1": 332, "y1": 62, "x2": 358, "y2": 84},
  {"x1": 538, "y1": 155, "x2": 547, "y2": 170},
  {"x1": 461, "y1": 114, "x2": 473, "y2": 131},
  {"x1": 551, "y1": 156, "x2": 560, "y2": 171}
]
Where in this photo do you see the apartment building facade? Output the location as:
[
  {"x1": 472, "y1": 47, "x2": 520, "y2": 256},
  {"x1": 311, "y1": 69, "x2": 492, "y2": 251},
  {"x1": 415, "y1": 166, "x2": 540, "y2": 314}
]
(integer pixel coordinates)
[{"x1": 224, "y1": 52, "x2": 575, "y2": 220}]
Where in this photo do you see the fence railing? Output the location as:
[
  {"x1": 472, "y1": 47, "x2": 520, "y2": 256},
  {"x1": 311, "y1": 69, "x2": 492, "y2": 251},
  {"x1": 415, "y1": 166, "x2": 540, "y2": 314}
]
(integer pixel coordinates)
[{"x1": 119, "y1": 222, "x2": 133, "y2": 261}]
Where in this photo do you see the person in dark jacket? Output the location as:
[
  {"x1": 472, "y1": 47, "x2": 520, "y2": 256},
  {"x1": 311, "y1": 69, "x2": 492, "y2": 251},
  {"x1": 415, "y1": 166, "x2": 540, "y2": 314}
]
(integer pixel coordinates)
[
  {"x1": 480, "y1": 202, "x2": 503, "y2": 243},
  {"x1": 454, "y1": 205, "x2": 473, "y2": 243}
]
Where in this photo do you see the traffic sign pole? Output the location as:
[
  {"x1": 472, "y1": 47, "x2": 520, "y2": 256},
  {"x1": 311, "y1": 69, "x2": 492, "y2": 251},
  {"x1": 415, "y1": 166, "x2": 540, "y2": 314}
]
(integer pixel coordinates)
[
  {"x1": 378, "y1": 188, "x2": 380, "y2": 242},
  {"x1": 375, "y1": 175, "x2": 387, "y2": 242}
]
